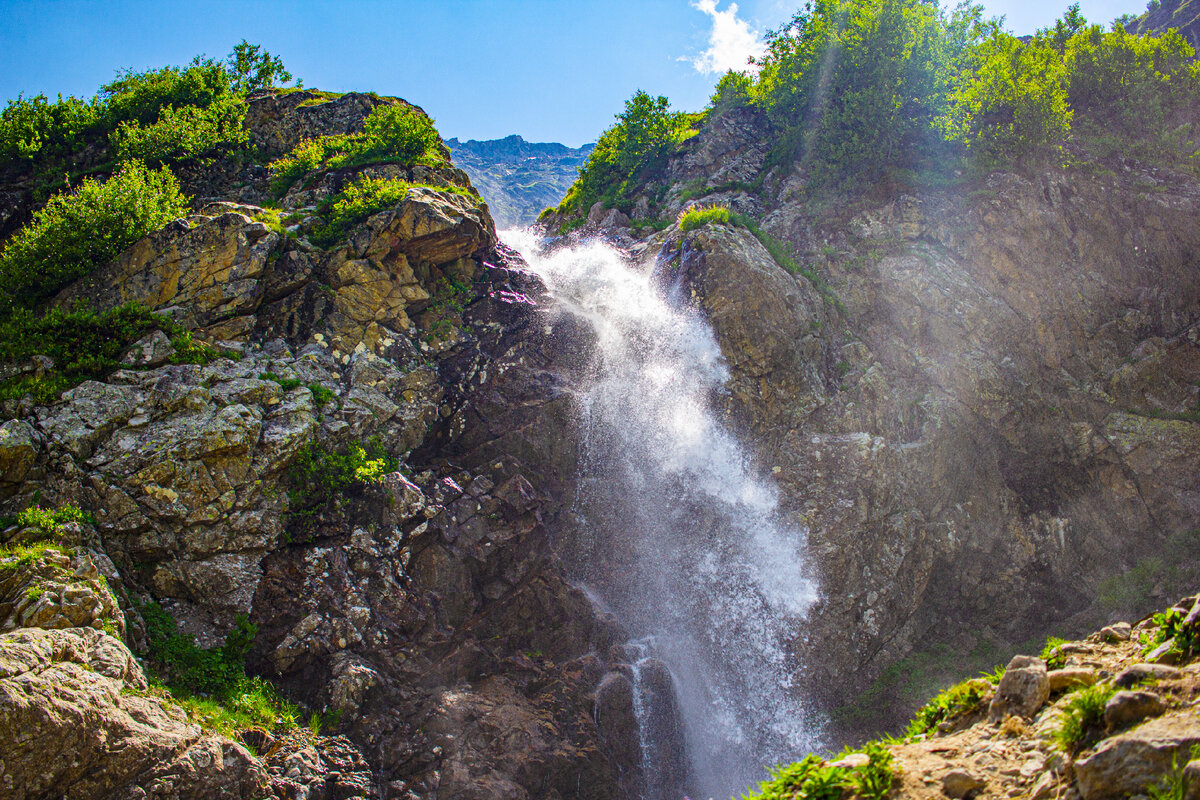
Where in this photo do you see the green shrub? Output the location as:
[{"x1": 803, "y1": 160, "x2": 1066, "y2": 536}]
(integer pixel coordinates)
[
  {"x1": 286, "y1": 438, "x2": 398, "y2": 535},
  {"x1": 708, "y1": 70, "x2": 755, "y2": 112},
  {"x1": 139, "y1": 601, "x2": 297, "y2": 737},
  {"x1": 309, "y1": 175, "x2": 475, "y2": 247},
  {"x1": 308, "y1": 383, "x2": 335, "y2": 405},
  {"x1": 558, "y1": 90, "x2": 691, "y2": 215},
  {"x1": 1041, "y1": 636, "x2": 1068, "y2": 669},
  {"x1": 0, "y1": 162, "x2": 187, "y2": 312},
  {"x1": 100, "y1": 58, "x2": 234, "y2": 128},
  {"x1": 0, "y1": 303, "x2": 217, "y2": 404},
  {"x1": 109, "y1": 94, "x2": 248, "y2": 166},
  {"x1": 268, "y1": 103, "x2": 444, "y2": 196},
  {"x1": 226, "y1": 40, "x2": 293, "y2": 93},
  {"x1": 1054, "y1": 682, "x2": 1115, "y2": 753},
  {"x1": 906, "y1": 674, "x2": 998, "y2": 738},
  {"x1": 678, "y1": 204, "x2": 731, "y2": 232},
  {"x1": 0, "y1": 93, "x2": 103, "y2": 166},
  {"x1": 743, "y1": 754, "x2": 847, "y2": 800}
]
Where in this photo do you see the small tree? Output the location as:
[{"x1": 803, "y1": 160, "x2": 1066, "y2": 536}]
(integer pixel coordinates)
[{"x1": 226, "y1": 40, "x2": 293, "y2": 93}]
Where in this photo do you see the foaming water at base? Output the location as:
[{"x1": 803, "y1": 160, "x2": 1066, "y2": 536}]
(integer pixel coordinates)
[{"x1": 503, "y1": 229, "x2": 824, "y2": 799}]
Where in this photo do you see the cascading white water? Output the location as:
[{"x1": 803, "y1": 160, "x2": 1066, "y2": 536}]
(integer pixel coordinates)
[{"x1": 503, "y1": 230, "x2": 824, "y2": 799}]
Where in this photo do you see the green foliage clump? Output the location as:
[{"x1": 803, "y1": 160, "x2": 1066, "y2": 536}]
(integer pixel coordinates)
[
  {"x1": 309, "y1": 174, "x2": 475, "y2": 247},
  {"x1": 225, "y1": 40, "x2": 293, "y2": 94},
  {"x1": 0, "y1": 540, "x2": 70, "y2": 572},
  {"x1": 0, "y1": 93, "x2": 103, "y2": 167},
  {"x1": 742, "y1": 743, "x2": 895, "y2": 800},
  {"x1": 678, "y1": 204, "x2": 732, "y2": 232},
  {"x1": 109, "y1": 93, "x2": 248, "y2": 166},
  {"x1": 15, "y1": 503, "x2": 92, "y2": 536},
  {"x1": 905, "y1": 672, "x2": 999, "y2": 738},
  {"x1": 0, "y1": 162, "x2": 187, "y2": 311},
  {"x1": 709, "y1": 70, "x2": 755, "y2": 112},
  {"x1": 268, "y1": 103, "x2": 444, "y2": 197},
  {"x1": 308, "y1": 383, "x2": 335, "y2": 406},
  {"x1": 1140, "y1": 606, "x2": 1200, "y2": 660},
  {"x1": 100, "y1": 58, "x2": 236, "y2": 129},
  {"x1": 0, "y1": 303, "x2": 216, "y2": 405},
  {"x1": 558, "y1": 90, "x2": 692, "y2": 216},
  {"x1": 1041, "y1": 636, "x2": 1068, "y2": 669},
  {"x1": 286, "y1": 438, "x2": 398, "y2": 536},
  {"x1": 1054, "y1": 682, "x2": 1115, "y2": 753},
  {"x1": 140, "y1": 601, "x2": 297, "y2": 736},
  {"x1": 259, "y1": 371, "x2": 302, "y2": 391}
]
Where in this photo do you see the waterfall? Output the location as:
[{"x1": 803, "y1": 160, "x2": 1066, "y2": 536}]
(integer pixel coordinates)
[{"x1": 503, "y1": 230, "x2": 824, "y2": 799}]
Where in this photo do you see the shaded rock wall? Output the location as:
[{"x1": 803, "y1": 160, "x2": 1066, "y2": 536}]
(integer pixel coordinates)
[{"x1": 576, "y1": 104, "x2": 1200, "y2": 736}]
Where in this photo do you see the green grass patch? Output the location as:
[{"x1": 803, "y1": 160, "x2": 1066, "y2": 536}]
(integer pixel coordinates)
[
  {"x1": 905, "y1": 671, "x2": 1000, "y2": 739},
  {"x1": 678, "y1": 204, "x2": 731, "y2": 232},
  {"x1": 0, "y1": 540, "x2": 70, "y2": 572},
  {"x1": 258, "y1": 371, "x2": 302, "y2": 391},
  {"x1": 742, "y1": 742, "x2": 895, "y2": 800},
  {"x1": 1054, "y1": 682, "x2": 1115, "y2": 754}
]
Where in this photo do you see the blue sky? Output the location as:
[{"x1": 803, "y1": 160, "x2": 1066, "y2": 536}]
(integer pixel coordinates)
[{"x1": 0, "y1": 0, "x2": 1146, "y2": 147}]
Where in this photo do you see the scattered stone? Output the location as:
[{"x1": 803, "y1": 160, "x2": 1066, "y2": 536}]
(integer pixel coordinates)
[
  {"x1": 1029, "y1": 771, "x2": 1059, "y2": 800},
  {"x1": 1104, "y1": 690, "x2": 1166, "y2": 730},
  {"x1": 829, "y1": 752, "x2": 871, "y2": 769},
  {"x1": 989, "y1": 656, "x2": 1050, "y2": 722},
  {"x1": 1115, "y1": 663, "x2": 1182, "y2": 688},
  {"x1": 1147, "y1": 640, "x2": 1184, "y2": 665},
  {"x1": 942, "y1": 769, "x2": 985, "y2": 798},
  {"x1": 1075, "y1": 711, "x2": 1200, "y2": 800},
  {"x1": 1049, "y1": 667, "x2": 1098, "y2": 692},
  {"x1": 1183, "y1": 760, "x2": 1200, "y2": 800},
  {"x1": 1099, "y1": 622, "x2": 1132, "y2": 642},
  {"x1": 120, "y1": 330, "x2": 176, "y2": 368}
]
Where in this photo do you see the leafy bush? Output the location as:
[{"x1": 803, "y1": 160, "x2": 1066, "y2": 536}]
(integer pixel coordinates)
[
  {"x1": 286, "y1": 438, "x2": 399, "y2": 536},
  {"x1": 678, "y1": 204, "x2": 731, "y2": 232},
  {"x1": 0, "y1": 93, "x2": 103, "y2": 166},
  {"x1": 109, "y1": 93, "x2": 248, "y2": 166},
  {"x1": 0, "y1": 303, "x2": 217, "y2": 404},
  {"x1": 268, "y1": 103, "x2": 444, "y2": 196},
  {"x1": 1054, "y1": 682, "x2": 1115, "y2": 753},
  {"x1": 140, "y1": 601, "x2": 298, "y2": 736},
  {"x1": 226, "y1": 40, "x2": 293, "y2": 93},
  {"x1": 1041, "y1": 636, "x2": 1068, "y2": 669},
  {"x1": 0, "y1": 162, "x2": 187, "y2": 311},
  {"x1": 558, "y1": 90, "x2": 691, "y2": 216},
  {"x1": 309, "y1": 175, "x2": 475, "y2": 247},
  {"x1": 708, "y1": 70, "x2": 755, "y2": 112},
  {"x1": 100, "y1": 58, "x2": 235, "y2": 128}
]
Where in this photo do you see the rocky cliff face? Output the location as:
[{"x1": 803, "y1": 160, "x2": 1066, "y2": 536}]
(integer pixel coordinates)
[
  {"x1": 0, "y1": 90, "x2": 648, "y2": 799},
  {"x1": 446, "y1": 135, "x2": 594, "y2": 229},
  {"x1": 548, "y1": 103, "x2": 1200, "y2": 738}
]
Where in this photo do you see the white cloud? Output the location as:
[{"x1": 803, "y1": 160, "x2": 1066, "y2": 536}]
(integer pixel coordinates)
[{"x1": 689, "y1": 0, "x2": 766, "y2": 75}]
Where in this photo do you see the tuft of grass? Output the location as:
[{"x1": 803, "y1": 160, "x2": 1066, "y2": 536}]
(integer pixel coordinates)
[
  {"x1": 307, "y1": 383, "x2": 334, "y2": 405},
  {"x1": 259, "y1": 371, "x2": 302, "y2": 391},
  {"x1": 0, "y1": 540, "x2": 70, "y2": 572},
  {"x1": 905, "y1": 672, "x2": 1000, "y2": 739},
  {"x1": 678, "y1": 204, "x2": 731, "y2": 232},
  {"x1": 1054, "y1": 682, "x2": 1115, "y2": 754},
  {"x1": 1148, "y1": 744, "x2": 1200, "y2": 800},
  {"x1": 0, "y1": 303, "x2": 218, "y2": 405}
]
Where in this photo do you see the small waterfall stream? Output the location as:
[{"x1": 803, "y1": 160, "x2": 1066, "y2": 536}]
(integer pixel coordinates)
[{"x1": 503, "y1": 231, "x2": 824, "y2": 799}]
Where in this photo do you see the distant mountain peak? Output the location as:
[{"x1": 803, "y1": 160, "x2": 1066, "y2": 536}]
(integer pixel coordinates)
[{"x1": 446, "y1": 135, "x2": 594, "y2": 228}]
